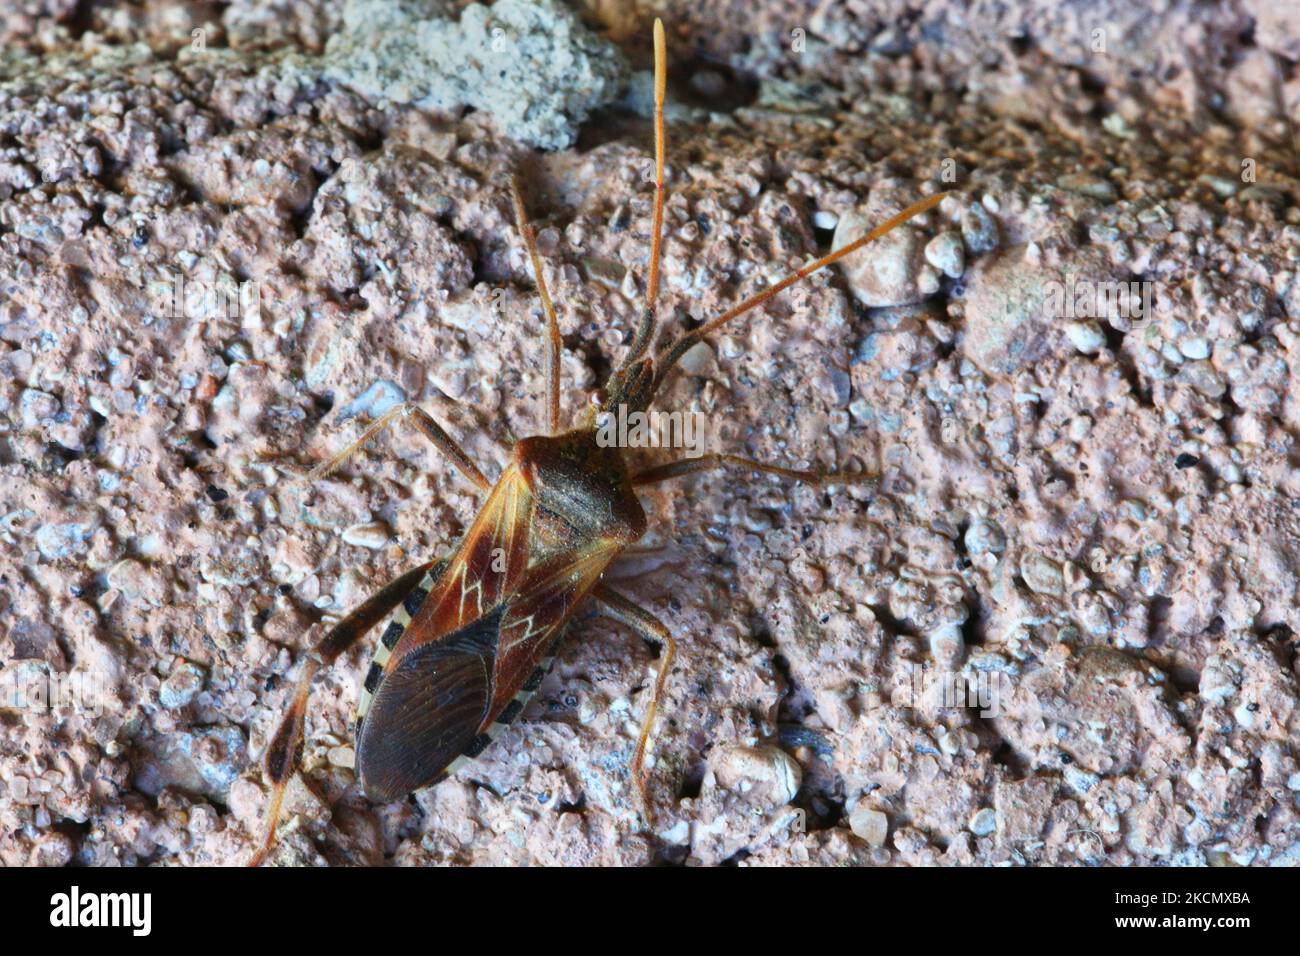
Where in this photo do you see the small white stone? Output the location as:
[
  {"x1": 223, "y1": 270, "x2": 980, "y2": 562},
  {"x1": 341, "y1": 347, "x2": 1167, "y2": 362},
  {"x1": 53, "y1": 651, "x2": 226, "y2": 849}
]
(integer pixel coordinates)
[
  {"x1": 340, "y1": 380, "x2": 406, "y2": 420},
  {"x1": 1233, "y1": 700, "x2": 1256, "y2": 729},
  {"x1": 969, "y1": 807, "x2": 997, "y2": 836},
  {"x1": 1065, "y1": 765, "x2": 1099, "y2": 793},
  {"x1": 327, "y1": 745, "x2": 356, "y2": 768},
  {"x1": 961, "y1": 203, "x2": 999, "y2": 254},
  {"x1": 107, "y1": 558, "x2": 164, "y2": 603},
  {"x1": 964, "y1": 518, "x2": 1006, "y2": 555},
  {"x1": 1179, "y1": 337, "x2": 1210, "y2": 360},
  {"x1": 711, "y1": 744, "x2": 802, "y2": 806},
  {"x1": 917, "y1": 265, "x2": 940, "y2": 296},
  {"x1": 676, "y1": 341, "x2": 714, "y2": 375},
  {"x1": 342, "y1": 522, "x2": 390, "y2": 549},
  {"x1": 849, "y1": 806, "x2": 889, "y2": 847},
  {"x1": 658, "y1": 820, "x2": 691, "y2": 845},
  {"x1": 1286, "y1": 772, "x2": 1300, "y2": 791},
  {"x1": 812, "y1": 209, "x2": 839, "y2": 230},
  {"x1": 1064, "y1": 321, "x2": 1106, "y2": 354},
  {"x1": 833, "y1": 205, "x2": 923, "y2": 306},
  {"x1": 924, "y1": 230, "x2": 965, "y2": 278},
  {"x1": 1021, "y1": 552, "x2": 1064, "y2": 595}
]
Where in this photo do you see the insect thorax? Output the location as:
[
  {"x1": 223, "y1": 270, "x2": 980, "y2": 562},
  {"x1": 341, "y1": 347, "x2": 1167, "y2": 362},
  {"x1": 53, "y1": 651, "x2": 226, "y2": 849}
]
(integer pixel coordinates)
[{"x1": 514, "y1": 429, "x2": 647, "y2": 544}]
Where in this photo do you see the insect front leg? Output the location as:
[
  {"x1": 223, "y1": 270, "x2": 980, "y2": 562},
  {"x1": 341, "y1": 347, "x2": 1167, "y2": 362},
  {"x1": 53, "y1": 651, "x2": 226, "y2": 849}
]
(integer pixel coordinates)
[
  {"x1": 631, "y1": 451, "x2": 876, "y2": 487},
  {"x1": 249, "y1": 561, "x2": 438, "y2": 866},
  {"x1": 592, "y1": 583, "x2": 677, "y2": 821},
  {"x1": 308, "y1": 403, "x2": 491, "y2": 490}
]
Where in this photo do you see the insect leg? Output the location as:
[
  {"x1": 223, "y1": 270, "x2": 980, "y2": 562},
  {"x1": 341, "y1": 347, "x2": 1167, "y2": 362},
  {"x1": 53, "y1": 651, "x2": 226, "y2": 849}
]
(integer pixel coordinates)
[
  {"x1": 308, "y1": 403, "x2": 490, "y2": 490},
  {"x1": 249, "y1": 561, "x2": 437, "y2": 866},
  {"x1": 592, "y1": 583, "x2": 677, "y2": 817},
  {"x1": 509, "y1": 178, "x2": 563, "y2": 435},
  {"x1": 632, "y1": 452, "x2": 875, "y2": 487}
]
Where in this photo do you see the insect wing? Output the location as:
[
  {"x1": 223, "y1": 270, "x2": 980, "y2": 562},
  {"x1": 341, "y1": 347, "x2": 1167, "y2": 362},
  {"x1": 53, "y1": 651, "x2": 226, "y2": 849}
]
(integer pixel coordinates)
[
  {"x1": 357, "y1": 606, "x2": 504, "y2": 801},
  {"x1": 490, "y1": 541, "x2": 620, "y2": 710}
]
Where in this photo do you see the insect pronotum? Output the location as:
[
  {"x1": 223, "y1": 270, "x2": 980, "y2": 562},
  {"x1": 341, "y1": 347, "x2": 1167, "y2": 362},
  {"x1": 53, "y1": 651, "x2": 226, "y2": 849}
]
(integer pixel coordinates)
[{"x1": 249, "y1": 18, "x2": 949, "y2": 865}]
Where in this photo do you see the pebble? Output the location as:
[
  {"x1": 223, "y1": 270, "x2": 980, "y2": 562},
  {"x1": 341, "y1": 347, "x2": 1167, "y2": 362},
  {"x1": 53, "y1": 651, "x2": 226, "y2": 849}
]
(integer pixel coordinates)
[
  {"x1": 676, "y1": 341, "x2": 714, "y2": 375},
  {"x1": 812, "y1": 209, "x2": 839, "y2": 230},
  {"x1": 849, "y1": 805, "x2": 889, "y2": 847},
  {"x1": 342, "y1": 521, "x2": 391, "y2": 549},
  {"x1": 969, "y1": 808, "x2": 997, "y2": 836},
  {"x1": 35, "y1": 520, "x2": 98, "y2": 560},
  {"x1": 1178, "y1": 361, "x2": 1226, "y2": 398},
  {"x1": 710, "y1": 744, "x2": 802, "y2": 806},
  {"x1": 924, "y1": 230, "x2": 965, "y2": 278},
  {"x1": 917, "y1": 265, "x2": 940, "y2": 296},
  {"x1": 1064, "y1": 320, "x2": 1106, "y2": 354},
  {"x1": 339, "y1": 379, "x2": 406, "y2": 420},
  {"x1": 1020, "y1": 552, "x2": 1064, "y2": 595},
  {"x1": 106, "y1": 558, "x2": 165, "y2": 604},
  {"x1": 960, "y1": 202, "x2": 999, "y2": 254},
  {"x1": 19, "y1": 388, "x2": 59, "y2": 428},
  {"x1": 964, "y1": 517, "x2": 1006, "y2": 555},
  {"x1": 1198, "y1": 174, "x2": 1239, "y2": 199},
  {"x1": 833, "y1": 205, "x2": 924, "y2": 307},
  {"x1": 183, "y1": 726, "x2": 247, "y2": 796},
  {"x1": 160, "y1": 662, "x2": 206, "y2": 709},
  {"x1": 1238, "y1": 185, "x2": 1285, "y2": 207},
  {"x1": 1065, "y1": 765, "x2": 1100, "y2": 793},
  {"x1": 327, "y1": 745, "x2": 356, "y2": 768},
  {"x1": 1057, "y1": 173, "x2": 1118, "y2": 202}
]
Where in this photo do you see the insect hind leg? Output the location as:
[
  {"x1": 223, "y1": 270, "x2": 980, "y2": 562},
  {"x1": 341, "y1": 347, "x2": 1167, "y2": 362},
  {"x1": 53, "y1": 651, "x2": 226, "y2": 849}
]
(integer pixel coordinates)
[
  {"x1": 592, "y1": 583, "x2": 676, "y2": 823},
  {"x1": 248, "y1": 560, "x2": 437, "y2": 866},
  {"x1": 631, "y1": 451, "x2": 875, "y2": 488}
]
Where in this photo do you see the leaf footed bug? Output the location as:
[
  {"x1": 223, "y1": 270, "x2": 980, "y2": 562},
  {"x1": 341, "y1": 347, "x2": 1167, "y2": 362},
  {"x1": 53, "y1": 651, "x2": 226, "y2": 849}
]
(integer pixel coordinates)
[{"x1": 249, "y1": 18, "x2": 949, "y2": 865}]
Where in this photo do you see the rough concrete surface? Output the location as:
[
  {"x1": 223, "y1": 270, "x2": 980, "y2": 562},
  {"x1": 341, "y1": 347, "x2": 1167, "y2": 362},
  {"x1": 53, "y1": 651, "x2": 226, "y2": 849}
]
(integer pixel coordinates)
[{"x1": 1, "y1": 0, "x2": 1300, "y2": 867}]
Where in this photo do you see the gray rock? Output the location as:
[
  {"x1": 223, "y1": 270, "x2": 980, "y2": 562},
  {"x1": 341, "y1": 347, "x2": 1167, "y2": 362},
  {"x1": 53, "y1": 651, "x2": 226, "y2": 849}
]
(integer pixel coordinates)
[
  {"x1": 19, "y1": 388, "x2": 59, "y2": 428},
  {"x1": 159, "y1": 662, "x2": 206, "y2": 709},
  {"x1": 35, "y1": 519, "x2": 98, "y2": 560},
  {"x1": 322, "y1": 0, "x2": 627, "y2": 150},
  {"x1": 961, "y1": 202, "x2": 999, "y2": 255}
]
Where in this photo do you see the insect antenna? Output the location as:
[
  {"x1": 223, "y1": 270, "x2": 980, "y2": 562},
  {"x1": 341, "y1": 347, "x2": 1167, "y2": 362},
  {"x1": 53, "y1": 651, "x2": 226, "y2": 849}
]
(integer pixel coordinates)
[
  {"x1": 511, "y1": 177, "x2": 564, "y2": 434},
  {"x1": 621, "y1": 17, "x2": 668, "y2": 369},
  {"x1": 649, "y1": 189, "x2": 952, "y2": 398}
]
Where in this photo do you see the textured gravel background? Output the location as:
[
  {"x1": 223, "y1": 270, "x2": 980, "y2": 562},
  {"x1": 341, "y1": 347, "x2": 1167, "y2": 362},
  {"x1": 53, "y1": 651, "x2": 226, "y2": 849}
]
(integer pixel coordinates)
[{"x1": 2, "y1": 0, "x2": 1300, "y2": 866}]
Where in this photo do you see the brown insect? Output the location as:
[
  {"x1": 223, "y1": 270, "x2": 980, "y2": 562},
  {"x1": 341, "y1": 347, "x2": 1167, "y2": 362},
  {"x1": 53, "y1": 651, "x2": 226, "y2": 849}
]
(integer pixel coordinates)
[{"x1": 249, "y1": 18, "x2": 947, "y2": 865}]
